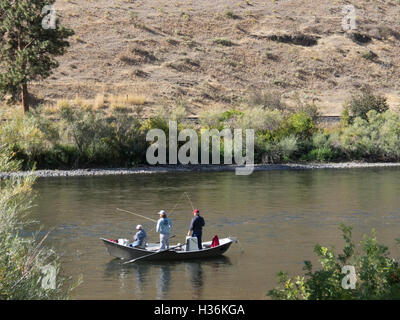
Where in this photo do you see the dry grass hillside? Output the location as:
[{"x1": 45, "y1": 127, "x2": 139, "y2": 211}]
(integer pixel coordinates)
[{"x1": 29, "y1": 0, "x2": 400, "y2": 116}]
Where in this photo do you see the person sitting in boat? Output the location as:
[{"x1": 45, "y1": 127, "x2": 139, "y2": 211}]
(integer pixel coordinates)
[
  {"x1": 156, "y1": 210, "x2": 173, "y2": 250},
  {"x1": 187, "y1": 209, "x2": 205, "y2": 250},
  {"x1": 131, "y1": 224, "x2": 147, "y2": 248}
]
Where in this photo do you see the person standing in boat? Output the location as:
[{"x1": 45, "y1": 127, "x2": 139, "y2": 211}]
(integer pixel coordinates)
[
  {"x1": 132, "y1": 224, "x2": 147, "y2": 248},
  {"x1": 156, "y1": 210, "x2": 173, "y2": 250},
  {"x1": 187, "y1": 209, "x2": 205, "y2": 250}
]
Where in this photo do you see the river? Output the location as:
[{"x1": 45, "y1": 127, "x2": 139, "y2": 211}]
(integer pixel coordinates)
[{"x1": 31, "y1": 167, "x2": 400, "y2": 299}]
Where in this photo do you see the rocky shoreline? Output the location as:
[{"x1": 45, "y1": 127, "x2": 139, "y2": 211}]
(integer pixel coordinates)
[{"x1": 2, "y1": 162, "x2": 400, "y2": 178}]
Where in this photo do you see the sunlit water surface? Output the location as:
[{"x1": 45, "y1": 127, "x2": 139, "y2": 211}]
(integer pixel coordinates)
[{"x1": 31, "y1": 168, "x2": 400, "y2": 299}]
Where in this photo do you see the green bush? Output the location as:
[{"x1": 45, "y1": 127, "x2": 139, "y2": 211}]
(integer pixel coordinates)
[
  {"x1": 0, "y1": 114, "x2": 50, "y2": 167},
  {"x1": 0, "y1": 148, "x2": 80, "y2": 299},
  {"x1": 340, "y1": 110, "x2": 400, "y2": 161},
  {"x1": 278, "y1": 112, "x2": 315, "y2": 140},
  {"x1": 219, "y1": 109, "x2": 243, "y2": 122},
  {"x1": 259, "y1": 135, "x2": 298, "y2": 164},
  {"x1": 233, "y1": 107, "x2": 284, "y2": 133},
  {"x1": 344, "y1": 90, "x2": 389, "y2": 121},
  {"x1": 304, "y1": 132, "x2": 341, "y2": 162},
  {"x1": 268, "y1": 224, "x2": 400, "y2": 300},
  {"x1": 305, "y1": 147, "x2": 334, "y2": 162}
]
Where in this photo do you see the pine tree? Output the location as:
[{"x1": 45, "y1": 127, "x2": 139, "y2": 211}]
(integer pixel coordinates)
[{"x1": 0, "y1": 1, "x2": 74, "y2": 113}]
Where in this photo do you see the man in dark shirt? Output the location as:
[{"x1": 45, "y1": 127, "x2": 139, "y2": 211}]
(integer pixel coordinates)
[{"x1": 187, "y1": 209, "x2": 205, "y2": 250}]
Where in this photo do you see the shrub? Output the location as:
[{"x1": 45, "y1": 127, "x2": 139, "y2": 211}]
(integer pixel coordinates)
[
  {"x1": 345, "y1": 90, "x2": 389, "y2": 121},
  {"x1": 304, "y1": 132, "x2": 341, "y2": 162},
  {"x1": 268, "y1": 224, "x2": 400, "y2": 300},
  {"x1": 297, "y1": 103, "x2": 320, "y2": 122},
  {"x1": 0, "y1": 148, "x2": 80, "y2": 299},
  {"x1": 199, "y1": 108, "x2": 224, "y2": 130},
  {"x1": 224, "y1": 10, "x2": 240, "y2": 19},
  {"x1": 58, "y1": 106, "x2": 115, "y2": 166},
  {"x1": 219, "y1": 109, "x2": 243, "y2": 122},
  {"x1": 340, "y1": 110, "x2": 400, "y2": 161},
  {"x1": 259, "y1": 135, "x2": 298, "y2": 163},
  {"x1": 306, "y1": 147, "x2": 336, "y2": 162},
  {"x1": 278, "y1": 112, "x2": 315, "y2": 140},
  {"x1": 248, "y1": 90, "x2": 286, "y2": 111},
  {"x1": 361, "y1": 50, "x2": 378, "y2": 61},
  {"x1": 233, "y1": 107, "x2": 284, "y2": 132},
  {"x1": 212, "y1": 38, "x2": 235, "y2": 46},
  {"x1": 0, "y1": 114, "x2": 50, "y2": 167}
]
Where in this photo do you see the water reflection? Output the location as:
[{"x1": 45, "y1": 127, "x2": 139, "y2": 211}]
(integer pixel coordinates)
[
  {"x1": 104, "y1": 257, "x2": 232, "y2": 299},
  {"x1": 186, "y1": 261, "x2": 203, "y2": 299},
  {"x1": 132, "y1": 263, "x2": 151, "y2": 298},
  {"x1": 156, "y1": 264, "x2": 171, "y2": 300}
]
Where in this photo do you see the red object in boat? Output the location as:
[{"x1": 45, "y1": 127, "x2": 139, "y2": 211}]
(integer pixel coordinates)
[{"x1": 211, "y1": 235, "x2": 220, "y2": 248}]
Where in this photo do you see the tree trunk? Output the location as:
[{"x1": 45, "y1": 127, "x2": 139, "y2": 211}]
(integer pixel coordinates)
[{"x1": 21, "y1": 83, "x2": 29, "y2": 114}]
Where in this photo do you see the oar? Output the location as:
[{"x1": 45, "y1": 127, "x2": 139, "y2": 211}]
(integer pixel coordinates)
[
  {"x1": 123, "y1": 243, "x2": 184, "y2": 264},
  {"x1": 116, "y1": 208, "x2": 157, "y2": 222}
]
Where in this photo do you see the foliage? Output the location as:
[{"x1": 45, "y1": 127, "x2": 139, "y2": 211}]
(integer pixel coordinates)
[
  {"x1": 0, "y1": 0, "x2": 74, "y2": 112},
  {"x1": 58, "y1": 106, "x2": 147, "y2": 167},
  {"x1": 257, "y1": 135, "x2": 298, "y2": 164},
  {"x1": 344, "y1": 90, "x2": 389, "y2": 122},
  {"x1": 232, "y1": 107, "x2": 283, "y2": 132},
  {"x1": 304, "y1": 132, "x2": 341, "y2": 162},
  {"x1": 0, "y1": 91, "x2": 399, "y2": 169},
  {"x1": 278, "y1": 112, "x2": 315, "y2": 140},
  {"x1": 247, "y1": 90, "x2": 286, "y2": 111},
  {"x1": 0, "y1": 113, "x2": 50, "y2": 168},
  {"x1": 0, "y1": 147, "x2": 79, "y2": 299},
  {"x1": 340, "y1": 110, "x2": 400, "y2": 161},
  {"x1": 268, "y1": 224, "x2": 400, "y2": 300}
]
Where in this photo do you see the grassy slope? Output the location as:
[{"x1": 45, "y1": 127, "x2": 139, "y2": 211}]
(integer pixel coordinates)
[{"x1": 29, "y1": 0, "x2": 400, "y2": 116}]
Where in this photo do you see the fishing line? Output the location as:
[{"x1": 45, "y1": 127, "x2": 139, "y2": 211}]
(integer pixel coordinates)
[
  {"x1": 184, "y1": 192, "x2": 195, "y2": 211},
  {"x1": 236, "y1": 239, "x2": 245, "y2": 253},
  {"x1": 168, "y1": 192, "x2": 186, "y2": 216}
]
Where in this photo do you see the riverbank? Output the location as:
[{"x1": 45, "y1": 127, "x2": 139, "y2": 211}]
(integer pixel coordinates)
[{"x1": 2, "y1": 162, "x2": 400, "y2": 178}]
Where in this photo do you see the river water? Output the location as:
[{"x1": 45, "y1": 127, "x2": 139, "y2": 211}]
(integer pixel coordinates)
[{"x1": 31, "y1": 168, "x2": 400, "y2": 299}]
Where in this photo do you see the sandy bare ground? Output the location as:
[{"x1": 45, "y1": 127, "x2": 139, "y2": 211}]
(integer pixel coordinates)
[{"x1": 28, "y1": 0, "x2": 400, "y2": 116}]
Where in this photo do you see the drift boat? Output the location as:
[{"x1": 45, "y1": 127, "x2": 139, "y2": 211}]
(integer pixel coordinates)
[{"x1": 101, "y1": 236, "x2": 237, "y2": 262}]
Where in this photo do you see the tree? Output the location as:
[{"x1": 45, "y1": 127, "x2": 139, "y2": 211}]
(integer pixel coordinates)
[
  {"x1": 0, "y1": 1, "x2": 74, "y2": 113},
  {"x1": 343, "y1": 89, "x2": 389, "y2": 122}
]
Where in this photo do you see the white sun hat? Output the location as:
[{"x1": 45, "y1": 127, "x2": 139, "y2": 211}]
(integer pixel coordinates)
[
  {"x1": 158, "y1": 210, "x2": 166, "y2": 216},
  {"x1": 136, "y1": 224, "x2": 143, "y2": 230}
]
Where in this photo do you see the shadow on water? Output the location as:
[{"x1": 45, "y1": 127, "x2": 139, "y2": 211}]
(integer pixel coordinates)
[{"x1": 104, "y1": 256, "x2": 232, "y2": 299}]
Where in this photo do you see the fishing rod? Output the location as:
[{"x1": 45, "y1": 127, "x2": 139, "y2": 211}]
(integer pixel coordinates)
[
  {"x1": 116, "y1": 208, "x2": 177, "y2": 241},
  {"x1": 117, "y1": 191, "x2": 196, "y2": 233},
  {"x1": 116, "y1": 208, "x2": 157, "y2": 223}
]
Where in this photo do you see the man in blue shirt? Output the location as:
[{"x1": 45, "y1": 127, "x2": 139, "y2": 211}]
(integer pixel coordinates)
[
  {"x1": 132, "y1": 224, "x2": 147, "y2": 248},
  {"x1": 187, "y1": 209, "x2": 205, "y2": 250},
  {"x1": 156, "y1": 210, "x2": 173, "y2": 250}
]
